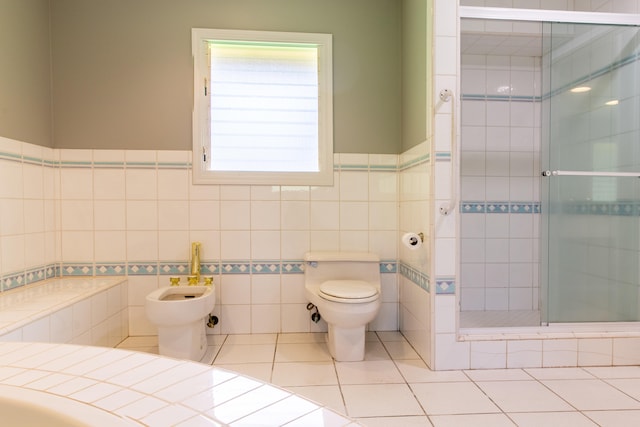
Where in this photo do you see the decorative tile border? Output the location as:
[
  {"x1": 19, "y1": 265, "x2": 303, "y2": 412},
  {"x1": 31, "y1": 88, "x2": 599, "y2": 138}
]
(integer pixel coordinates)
[
  {"x1": 95, "y1": 263, "x2": 127, "y2": 276},
  {"x1": 158, "y1": 262, "x2": 190, "y2": 276},
  {"x1": 281, "y1": 261, "x2": 304, "y2": 274},
  {"x1": 435, "y1": 277, "x2": 456, "y2": 294},
  {"x1": 2, "y1": 272, "x2": 25, "y2": 291},
  {"x1": 62, "y1": 264, "x2": 94, "y2": 276},
  {"x1": 399, "y1": 262, "x2": 430, "y2": 292},
  {"x1": 25, "y1": 267, "x2": 48, "y2": 284},
  {"x1": 2, "y1": 259, "x2": 398, "y2": 293},
  {"x1": 461, "y1": 200, "x2": 640, "y2": 217},
  {"x1": 127, "y1": 263, "x2": 158, "y2": 276},
  {"x1": 251, "y1": 262, "x2": 281, "y2": 274},
  {"x1": 398, "y1": 153, "x2": 430, "y2": 171},
  {"x1": 380, "y1": 260, "x2": 397, "y2": 274},
  {"x1": 460, "y1": 201, "x2": 541, "y2": 214},
  {"x1": 220, "y1": 262, "x2": 251, "y2": 274},
  {"x1": 561, "y1": 201, "x2": 640, "y2": 216}
]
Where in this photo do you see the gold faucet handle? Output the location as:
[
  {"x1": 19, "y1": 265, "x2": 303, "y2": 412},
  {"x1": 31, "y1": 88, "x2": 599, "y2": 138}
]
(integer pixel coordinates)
[
  {"x1": 204, "y1": 277, "x2": 213, "y2": 286},
  {"x1": 169, "y1": 277, "x2": 180, "y2": 286},
  {"x1": 187, "y1": 275, "x2": 198, "y2": 286}
]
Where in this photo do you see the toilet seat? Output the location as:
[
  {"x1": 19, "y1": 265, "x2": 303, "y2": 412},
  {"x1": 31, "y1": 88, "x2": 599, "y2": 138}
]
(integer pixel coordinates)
[{"x1": 319, "y1": 280, "x2": 379, "y2": 303}]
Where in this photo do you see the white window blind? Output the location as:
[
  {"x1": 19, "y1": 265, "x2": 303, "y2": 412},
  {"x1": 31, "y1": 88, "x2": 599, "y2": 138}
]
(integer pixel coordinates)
[
  {"x1": 192, "y1": 29, "x2": 333, "y2": 186},
  {"x1": 210, "y1": 42, "x2": 319, "y2": 172}
]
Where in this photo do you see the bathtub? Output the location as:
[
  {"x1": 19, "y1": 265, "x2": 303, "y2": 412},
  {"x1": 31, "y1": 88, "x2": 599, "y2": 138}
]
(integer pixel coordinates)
[
  {"x1": 0, "y1": 384, "x2": 137, "y2": 426},
  {"x1": 0, "y1": 276, "x2": 128, "y2": 345}
]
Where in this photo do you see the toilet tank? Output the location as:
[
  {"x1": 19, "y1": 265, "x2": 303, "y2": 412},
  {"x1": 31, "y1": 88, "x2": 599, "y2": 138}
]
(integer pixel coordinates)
[{"x1": 303, "y1": 251, "x2": 381, "y2": 286}]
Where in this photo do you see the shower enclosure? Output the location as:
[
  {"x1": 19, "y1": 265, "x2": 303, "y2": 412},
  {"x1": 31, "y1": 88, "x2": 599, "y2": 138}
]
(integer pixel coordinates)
[{"x1": 459, "y1": 7, "x2": 640, "y2": 328}]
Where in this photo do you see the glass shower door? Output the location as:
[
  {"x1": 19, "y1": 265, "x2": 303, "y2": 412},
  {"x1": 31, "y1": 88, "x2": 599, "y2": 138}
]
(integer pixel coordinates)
[{"x1": 543, "y1": 22, "x2": 640, "y2": 323}]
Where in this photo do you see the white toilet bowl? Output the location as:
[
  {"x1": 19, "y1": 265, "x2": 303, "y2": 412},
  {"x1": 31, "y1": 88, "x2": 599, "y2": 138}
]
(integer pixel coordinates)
[
  {"x1": 304, "y1": 252, "x2": 382, "y2": 362},
  {"x1": 145, "y1": 285, "x2": 215, "y2": 362}
]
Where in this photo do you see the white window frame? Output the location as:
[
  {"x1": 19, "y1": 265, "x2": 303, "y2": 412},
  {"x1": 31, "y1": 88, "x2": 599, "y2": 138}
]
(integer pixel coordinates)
[{"x1": 192, "y1": 28, "x2": 334, "y2": 185}]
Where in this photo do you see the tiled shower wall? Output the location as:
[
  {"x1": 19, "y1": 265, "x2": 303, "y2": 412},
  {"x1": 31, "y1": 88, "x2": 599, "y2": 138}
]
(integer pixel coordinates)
[
  {"x1": 0, "y1": 137, "x2": 401, "y2": 336},
  {"x1": 459, "y1": 53, "x2": 541, "y2": 313}
]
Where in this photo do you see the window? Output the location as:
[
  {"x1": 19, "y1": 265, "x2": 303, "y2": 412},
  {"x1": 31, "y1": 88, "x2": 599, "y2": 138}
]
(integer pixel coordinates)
[{"x1": 192, "y1": 28, "x2": 333, "y2": 185}]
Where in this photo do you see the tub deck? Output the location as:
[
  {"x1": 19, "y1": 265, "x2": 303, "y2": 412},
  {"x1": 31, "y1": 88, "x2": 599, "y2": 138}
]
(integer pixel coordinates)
[{"x1": 0, "y1": 277, "x2": 128, "y2": 345}]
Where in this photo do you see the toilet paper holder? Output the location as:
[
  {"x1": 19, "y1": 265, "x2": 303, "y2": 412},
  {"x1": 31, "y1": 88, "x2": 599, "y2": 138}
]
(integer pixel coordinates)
[
  {"x1": 411, "y1": 233, "x2": 424, "y2": 245},
  {"x1": 402, "y1": 232, "x2": 425, "y2": 249}
]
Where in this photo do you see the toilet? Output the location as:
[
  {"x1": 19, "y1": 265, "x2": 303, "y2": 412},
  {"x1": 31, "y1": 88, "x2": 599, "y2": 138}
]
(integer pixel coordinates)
[
  {"x1": 304, "y1": 251, "x2": 381, "y2": 362},
  {"x1": 145, "y1": 285, "x2": 215, "y2": 362}
]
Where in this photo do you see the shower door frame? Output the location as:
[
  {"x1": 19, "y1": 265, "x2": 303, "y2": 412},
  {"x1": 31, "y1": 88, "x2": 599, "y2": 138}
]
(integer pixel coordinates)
[
  {"x1": 460, "y1": 6, "x2": 640, "y2": 26},
  {"x1": 458, "y1": 6, "x2": 640, "y2": 327}
]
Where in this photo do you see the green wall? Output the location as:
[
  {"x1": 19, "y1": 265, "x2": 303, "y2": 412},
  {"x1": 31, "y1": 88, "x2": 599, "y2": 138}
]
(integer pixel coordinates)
[
  {"x1": 1, "y1": 0, "x2": 429, "y2": 154},
  {"x1": 402, "y1": 0, "x2": 429, "y2": 151},
  {"x1": 50, "y1": 0, "x2": 402, "y2": 153},
  {"x1": 0, "y1": 0, "x2": 52, "y2": 147}
]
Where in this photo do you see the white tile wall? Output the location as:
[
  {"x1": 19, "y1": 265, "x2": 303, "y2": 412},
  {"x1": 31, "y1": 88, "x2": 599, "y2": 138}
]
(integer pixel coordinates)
[
  {"x1": 0, "y1": 138, "x2": 400, "y2": 337},
  {"x1": 459, "y1": 51, "x2": 541, "y2": 313}
]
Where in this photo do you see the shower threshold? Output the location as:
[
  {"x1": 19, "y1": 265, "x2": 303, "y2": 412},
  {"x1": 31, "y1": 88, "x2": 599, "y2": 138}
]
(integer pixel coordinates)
[
  {"x1": 459, "y1": 310, "x2": 640, "y2": 341},
  {"x1": 460, "y1": 309, "x2": 541, "y2": 329}
]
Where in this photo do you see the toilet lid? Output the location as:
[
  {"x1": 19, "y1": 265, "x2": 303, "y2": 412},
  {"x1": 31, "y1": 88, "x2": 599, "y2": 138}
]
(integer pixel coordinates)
[{"x1": 319, "y1": 280, "x2": 378, "y2": 300}]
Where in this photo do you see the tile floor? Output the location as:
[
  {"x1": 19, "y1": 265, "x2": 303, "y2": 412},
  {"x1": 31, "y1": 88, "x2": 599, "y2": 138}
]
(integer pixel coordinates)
[{"x1": 118, "y1": 332, "x2": 640, "y2": 426}]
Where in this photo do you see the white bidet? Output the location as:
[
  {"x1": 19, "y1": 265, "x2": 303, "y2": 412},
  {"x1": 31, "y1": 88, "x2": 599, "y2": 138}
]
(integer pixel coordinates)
[{"x1": 145, "y1": 285, "x2": 215, "y2": 362}]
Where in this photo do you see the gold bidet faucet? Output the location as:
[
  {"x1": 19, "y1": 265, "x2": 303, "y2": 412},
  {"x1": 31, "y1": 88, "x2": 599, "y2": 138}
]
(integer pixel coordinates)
[{"x1": 190, "y1": 242, "x2": 202, "y2": 284}]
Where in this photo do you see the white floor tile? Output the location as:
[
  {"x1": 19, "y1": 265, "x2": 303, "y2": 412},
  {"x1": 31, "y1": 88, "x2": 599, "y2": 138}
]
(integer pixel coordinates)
[
  {"x1": 277, "y1": 332, "x2": 327, "y2": 344},
  {"x1": 117, "y1": 335, "x2": 158, "y2": 347},
  {"x1": 429, "y1": 413, "x2": 517, "y2": 427},
  {"x1": 524, "y1": 367, "x2": 595, "y2": 380},
  {"x1": 398, "y1": 359, "x2": 469, "y2": 383},
  {"x1": 223, "y1": 333, "x2": 276, "y2": 345},
  {"x1": 376, "y1": 331, "x2": 408, "y2": 342},
  {"x1": 358, "y1": 415, "x2": 431, "y2": 427},
  {"x1": 508, "y1": 411, "x2": 598, "y2": 427},
  {"x1": 285, "y1": 385, "x2": 346, "y2": 415},
  {"x1": 605, "y1": 378, "x2": 640, "y2": 401},
  {"x1": 271, "y1": 361, "x2": 338, "y2": 386},
  {"x1": 362, "y1": 341, "x2": 391, "y2": 361},
  {"x1": 383, "y1": 340, "x2": 420, "y2": 360},
  {"x1": 214, "y1": 343, "x2": 276, "y2": 364},
  {"x1": 214, "y1": 363, "x2": 273, "y2": 383},
  {"x1": 274, "y1": 342, "x2": 332, "y2": 362},
  {"x1": 117, "y1": 332, "x2": 640, "y2": 426},
  {"x1": 410, "y1": 382, "x2": 500, "y2": 415},
  {"x1": 335, "y1": 360, "x2": 405, "y2": 384},
  {"x1": 543, "y1": 379, "x2": 640, "y2": 411},
  {"x1": 476, "y1": 380, "x2": 574, "y2": 412},
  {"x1": 463, "y1": 368, "x2": 531, "y2": 382},
  {"x1": 341, "y1": 384, "x2": 424, "y2": 417},
  {"x1": 584, "y1": 366, "x2": 640, "y2": 379},
  {"x1": 583, "y1": 410, "x2": 640, "y2": 426}
]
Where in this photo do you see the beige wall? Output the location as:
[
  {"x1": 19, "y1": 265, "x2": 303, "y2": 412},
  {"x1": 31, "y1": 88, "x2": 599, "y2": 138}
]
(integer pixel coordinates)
[
  {"x1": 0, "y1": 0, "x2": 52, "y2": 147},
  {"x1": 401, "y1": 0, "x2": 429, "y2": 151},
  {"x1": 49, "y1": 0, "x2": 402, "y2": 153}
]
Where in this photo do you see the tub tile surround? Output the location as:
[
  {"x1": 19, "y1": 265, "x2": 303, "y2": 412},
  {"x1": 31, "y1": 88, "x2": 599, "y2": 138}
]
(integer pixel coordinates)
[
  {"x1": 0, "y1": 341, "x2": 357, "y2": 426},
  {"x1": 0, "y1": 277, "x2": 128, "y2": 347}
]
